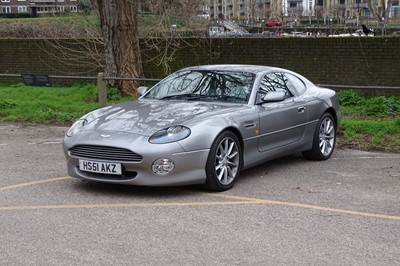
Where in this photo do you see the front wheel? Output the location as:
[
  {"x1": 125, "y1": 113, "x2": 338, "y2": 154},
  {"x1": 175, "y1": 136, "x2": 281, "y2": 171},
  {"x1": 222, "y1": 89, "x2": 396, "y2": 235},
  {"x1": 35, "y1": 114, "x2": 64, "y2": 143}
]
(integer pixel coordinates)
[
  {"x1": 205, "y1": 131, "x2": 242, "y2": 191},
  {"x1": 303, "y1": 113, "x2": 336, "y2": 161}
]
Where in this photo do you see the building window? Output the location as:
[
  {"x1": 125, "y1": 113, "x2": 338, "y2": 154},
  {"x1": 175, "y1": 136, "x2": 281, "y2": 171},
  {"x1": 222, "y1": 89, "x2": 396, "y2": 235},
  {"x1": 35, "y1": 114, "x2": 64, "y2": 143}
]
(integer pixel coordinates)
[
  {"x1": 18, "y1": 6, "x2": 28, "y2": 13},
  {"x1": 37, "y1": 7, "x2": 45, "y2": 13},
  {"x1": 1, "y1": 0, "x2": 11, "y2": 3},
  {"x1": 70, "y1": 5, "x2": 77, "y2": 12},
  {"x1": 37, "y1": 6, "x2": 57, "y2": 13},
  {"x1": 1, "y1": 6, "x2": 11, "y2": 13},
  {"x1": 57, "y1": 6, "x2": 64, "y2": 12}
]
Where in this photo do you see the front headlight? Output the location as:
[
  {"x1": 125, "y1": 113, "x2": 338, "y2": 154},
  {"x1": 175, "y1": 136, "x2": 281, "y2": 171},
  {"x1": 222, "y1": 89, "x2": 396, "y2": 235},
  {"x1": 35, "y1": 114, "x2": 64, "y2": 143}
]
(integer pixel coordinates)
[
  {"x1": 149, "y1": 125, "x2": 191, "y2": 144},
  {"x1": 66, "y1": 119, "x2": 88, "y2": 137}
]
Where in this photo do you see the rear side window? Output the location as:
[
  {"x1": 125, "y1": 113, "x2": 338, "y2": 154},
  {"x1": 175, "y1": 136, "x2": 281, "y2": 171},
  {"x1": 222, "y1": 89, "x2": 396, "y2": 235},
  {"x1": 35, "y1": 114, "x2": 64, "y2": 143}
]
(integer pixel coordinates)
[{"x1": 284, "y1": 73, "x2": 307, "y2": 96}]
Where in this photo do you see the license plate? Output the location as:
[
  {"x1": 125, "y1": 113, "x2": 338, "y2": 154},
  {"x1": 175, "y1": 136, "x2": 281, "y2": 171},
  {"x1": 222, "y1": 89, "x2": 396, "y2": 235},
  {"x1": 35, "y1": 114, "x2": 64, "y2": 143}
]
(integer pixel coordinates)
[{"x1": 79, "y1": 159, "x2": 122, "y2": 175}]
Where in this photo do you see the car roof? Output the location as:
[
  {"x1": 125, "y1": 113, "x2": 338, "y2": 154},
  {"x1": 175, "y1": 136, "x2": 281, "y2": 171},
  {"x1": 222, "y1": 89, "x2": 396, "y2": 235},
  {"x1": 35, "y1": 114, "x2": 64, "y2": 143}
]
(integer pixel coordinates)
[{"x1": 180, "y1": 64, "x2": 285, "y2": 74}]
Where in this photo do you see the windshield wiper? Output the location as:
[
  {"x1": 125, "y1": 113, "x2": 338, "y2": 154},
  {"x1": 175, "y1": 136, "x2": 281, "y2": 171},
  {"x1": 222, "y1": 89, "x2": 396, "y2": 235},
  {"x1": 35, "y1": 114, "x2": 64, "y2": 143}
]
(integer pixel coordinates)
[{"x1": 160, "y1": 94, "x2": 246, "y2": 103}]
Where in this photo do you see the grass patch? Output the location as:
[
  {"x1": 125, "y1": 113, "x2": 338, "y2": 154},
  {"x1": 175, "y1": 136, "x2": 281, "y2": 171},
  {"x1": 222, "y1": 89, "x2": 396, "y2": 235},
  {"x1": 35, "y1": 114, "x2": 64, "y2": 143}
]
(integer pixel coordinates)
[
  {"x1": 0, "y1": 83, "x2": 132, "y2": 125},
  {"x1": 337, "y1": 90, "x2": 400, "y2": 153}
]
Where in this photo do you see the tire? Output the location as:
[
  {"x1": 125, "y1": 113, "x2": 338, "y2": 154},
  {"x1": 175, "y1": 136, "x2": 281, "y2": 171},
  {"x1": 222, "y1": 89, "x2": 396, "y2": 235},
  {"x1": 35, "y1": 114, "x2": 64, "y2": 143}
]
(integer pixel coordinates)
[
  {"x1": 302, "y1": 113, "x2": 336, "y2": 161},
  {"x1": 205, "y1": 131, "x2": 242, "y2": 192}
]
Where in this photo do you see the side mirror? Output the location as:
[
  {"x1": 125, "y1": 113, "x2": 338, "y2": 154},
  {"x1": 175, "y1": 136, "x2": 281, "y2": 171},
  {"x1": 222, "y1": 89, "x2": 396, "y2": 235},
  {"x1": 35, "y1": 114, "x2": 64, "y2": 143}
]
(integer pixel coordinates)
[
  {"x1": 262, "y1": 91, "x2": 286, "y2": 103},
  {"x1": 137, "y1": 86, "x2": 148, "y2": 96}
]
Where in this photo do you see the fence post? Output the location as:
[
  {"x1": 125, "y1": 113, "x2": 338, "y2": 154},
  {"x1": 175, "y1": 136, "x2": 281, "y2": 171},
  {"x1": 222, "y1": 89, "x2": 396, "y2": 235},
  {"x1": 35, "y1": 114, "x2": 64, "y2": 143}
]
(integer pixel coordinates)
[{"x1": 97, "y1": 72, "x2": 107, "y2": 107}]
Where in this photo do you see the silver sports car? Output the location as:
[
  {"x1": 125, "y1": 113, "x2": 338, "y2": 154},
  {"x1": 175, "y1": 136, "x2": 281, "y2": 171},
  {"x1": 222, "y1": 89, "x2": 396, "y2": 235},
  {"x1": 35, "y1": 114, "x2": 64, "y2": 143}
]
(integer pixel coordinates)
[{"x1": 63, "y1": 65, "x2": 340, "y2": 191}]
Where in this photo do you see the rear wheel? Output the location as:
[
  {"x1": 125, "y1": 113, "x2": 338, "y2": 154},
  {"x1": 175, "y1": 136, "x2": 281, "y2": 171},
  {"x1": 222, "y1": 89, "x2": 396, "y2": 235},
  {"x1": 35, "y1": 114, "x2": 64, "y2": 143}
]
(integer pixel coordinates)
[
  {"x1": 303, "y1": 113, "x2": 336, "y2": 161},
  {"x1": 205, "y1": 131, "x2": 242, "y2": 191}
]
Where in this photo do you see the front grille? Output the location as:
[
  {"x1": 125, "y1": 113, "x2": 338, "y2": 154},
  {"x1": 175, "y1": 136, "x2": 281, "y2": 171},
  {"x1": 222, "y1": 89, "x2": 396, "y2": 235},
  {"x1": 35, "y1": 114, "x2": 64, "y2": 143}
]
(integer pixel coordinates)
[{"x1": 69, "y1": 145, "x2": 143, "y2": 162}]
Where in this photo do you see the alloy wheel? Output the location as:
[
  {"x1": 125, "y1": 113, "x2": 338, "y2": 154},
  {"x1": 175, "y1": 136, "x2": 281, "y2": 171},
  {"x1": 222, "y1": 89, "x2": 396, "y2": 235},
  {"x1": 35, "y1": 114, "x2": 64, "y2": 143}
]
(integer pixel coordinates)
[
  {"x1": 319, "y1": 117, "x2": 335, "y2": 156},
  {"x1": 214, "y1": 137, "x2": 240, "y2": 185}
]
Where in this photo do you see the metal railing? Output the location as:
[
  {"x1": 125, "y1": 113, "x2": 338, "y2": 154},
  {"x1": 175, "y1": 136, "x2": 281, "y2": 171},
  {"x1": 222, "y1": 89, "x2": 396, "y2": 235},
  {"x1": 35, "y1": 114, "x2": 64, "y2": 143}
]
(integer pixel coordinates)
[
  {"x1": 0, "y1": 73, "x2": 161, "y2": 82},
  {"x1": 317, "y1": 84, "x2": 400, "y2": 90}
]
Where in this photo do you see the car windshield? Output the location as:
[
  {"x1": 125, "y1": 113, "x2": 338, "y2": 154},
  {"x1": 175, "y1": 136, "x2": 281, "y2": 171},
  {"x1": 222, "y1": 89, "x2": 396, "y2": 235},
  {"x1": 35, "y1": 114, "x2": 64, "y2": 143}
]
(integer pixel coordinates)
[{"x1": 143, "y1": 70, "x2": 255, "y2": 104}]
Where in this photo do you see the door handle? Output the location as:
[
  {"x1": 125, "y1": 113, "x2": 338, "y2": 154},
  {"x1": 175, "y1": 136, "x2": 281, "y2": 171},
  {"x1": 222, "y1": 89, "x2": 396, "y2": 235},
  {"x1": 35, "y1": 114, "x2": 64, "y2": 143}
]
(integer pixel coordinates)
[
  {"x1": 298, "y1": 106, "x2": 306, "y2": 113},
  {"x1": 244, "y1": 123, "x2": 256, "y2": 128}
]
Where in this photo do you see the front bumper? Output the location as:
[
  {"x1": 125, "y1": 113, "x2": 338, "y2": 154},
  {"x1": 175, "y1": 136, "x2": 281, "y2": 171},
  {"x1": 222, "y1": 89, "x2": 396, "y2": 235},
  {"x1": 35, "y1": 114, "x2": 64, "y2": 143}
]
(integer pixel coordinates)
[{"x1": 64, "y1": 131, "x2": 210, "y2": 186}]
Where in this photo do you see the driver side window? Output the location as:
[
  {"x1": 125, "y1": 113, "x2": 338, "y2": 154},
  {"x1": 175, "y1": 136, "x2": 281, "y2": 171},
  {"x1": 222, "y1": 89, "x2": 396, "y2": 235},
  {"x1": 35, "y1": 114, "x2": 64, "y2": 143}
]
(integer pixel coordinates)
[{"x1": 257, "y1": 72, "x2": 294, "y2": 102}]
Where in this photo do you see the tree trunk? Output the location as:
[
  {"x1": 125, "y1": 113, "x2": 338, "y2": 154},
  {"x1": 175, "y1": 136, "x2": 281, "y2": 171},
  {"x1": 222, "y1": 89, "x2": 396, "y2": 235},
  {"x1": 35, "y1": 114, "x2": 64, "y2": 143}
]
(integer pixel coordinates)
[
  {"x1": 367, "y1": 0, "x2": 392, "y2": 23},
  {"x1": 96, "y1": 0, "x2": 144, "y2": 96}
]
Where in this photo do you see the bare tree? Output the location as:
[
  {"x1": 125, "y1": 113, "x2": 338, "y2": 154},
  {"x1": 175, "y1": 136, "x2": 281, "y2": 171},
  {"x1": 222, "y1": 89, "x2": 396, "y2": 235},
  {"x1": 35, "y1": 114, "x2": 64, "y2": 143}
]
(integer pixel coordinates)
[
  {"x1": 176, "y1": 0, "x2": 206, "y2": 27},
  {"x1": 144, "y1": 0, "x2": 206, "y2": 27},
  {"x1": 367, "y1": 0, "x2": 392, "y2": 23},
  {"x1": 139, "y1": 0, "x2": 207, "y2": 75},
  {"x1": 0, "y1": 14, "x2": 106, "y2": 75},
  {"x1": 257, "y1": 2, "x2": 267, "y2": 20},
  {"x1": 246, "y1": 0, "x2": 258, "y2": 22},
  {"x1": 270, "y1": 0, "x2": 285, "y2": 20},
  {"x1": 37, "y1": 15, "x2": 104, "y2": 75},
  {"x1": 3, "y1": 0, "x2": 207, "y2": 95},
  {"x1": 95, "y1": 0, "x2": 144, "y2": 96}
]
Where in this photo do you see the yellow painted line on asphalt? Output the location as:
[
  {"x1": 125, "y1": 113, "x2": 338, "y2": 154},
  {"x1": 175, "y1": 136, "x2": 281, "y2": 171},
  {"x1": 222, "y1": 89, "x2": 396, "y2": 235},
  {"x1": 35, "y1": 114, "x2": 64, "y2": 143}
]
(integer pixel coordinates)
[
  {"x1": 0, "y1": 200, "x2": 265, "y2": 211},
  {"x1": 258, "y1": 199, "x2": 400, "y2": 221},
  {"x1": 0, "y1": 176, "x2": 72, "y2": 191},
  {"x1": 196, "y1": 192, "x2": 400, "y2": 221},
  {"x1": 0, "y1": 177, "x2": 399, "y2": 220},
  {"x1": 0, "y1": 195, "x2": 399, "y2": 221},
  {"x1": 193, "y1": 191, "x2": 266, "y2": 202}
]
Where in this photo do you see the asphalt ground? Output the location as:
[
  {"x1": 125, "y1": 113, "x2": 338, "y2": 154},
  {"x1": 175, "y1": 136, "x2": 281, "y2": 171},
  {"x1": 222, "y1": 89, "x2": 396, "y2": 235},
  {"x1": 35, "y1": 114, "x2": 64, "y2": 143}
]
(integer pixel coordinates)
[{"x1": 0, "y1": 123, "x2": 399, "y2": 265}]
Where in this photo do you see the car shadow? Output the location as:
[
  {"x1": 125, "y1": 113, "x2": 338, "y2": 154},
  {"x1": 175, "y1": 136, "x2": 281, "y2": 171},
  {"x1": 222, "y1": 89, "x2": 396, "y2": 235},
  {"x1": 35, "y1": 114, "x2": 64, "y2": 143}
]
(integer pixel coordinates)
[
  {"x1": 70, "y1": 153, "x2": 307, "y2": 197},
  {"x1": 238, "y1": 153, "x2": 306, "y2": 182},
  {"x1": 72, "y1": 180, "x2": 196, "y2": 199}
]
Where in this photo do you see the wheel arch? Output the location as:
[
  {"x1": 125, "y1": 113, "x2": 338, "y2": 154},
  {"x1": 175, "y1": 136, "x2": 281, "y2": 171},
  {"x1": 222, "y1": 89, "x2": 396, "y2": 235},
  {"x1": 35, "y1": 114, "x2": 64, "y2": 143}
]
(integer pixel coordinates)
[
  {"x1": 205, "y1": 127, "x2": 244, "y2": 191},
  {"x1": 324, "y1": 107, "x2": 338, "y2": 129},
  {"x1": 222, "y1": 126, "x2": 244, "y2": 153}
]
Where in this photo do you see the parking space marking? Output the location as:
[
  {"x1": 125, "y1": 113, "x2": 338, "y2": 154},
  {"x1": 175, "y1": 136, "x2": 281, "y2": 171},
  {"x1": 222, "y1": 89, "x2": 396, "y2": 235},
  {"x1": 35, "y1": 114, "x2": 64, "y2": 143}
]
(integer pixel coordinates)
[
  {"x1": 41, "y1": 141, "x2": 63, "y2": 145},
  {"x1": 196, "y1": 192, "x2": 400, "y2": 221},
  {"x1": 0, "y1": 196, "x2": 399, "y2": 221},
  {"x1": 27, "y1": 141, "x2": 62, "y2": 145},
  {"x1": 0, "y1": 200, "x2": 264, "y2": 212},
  {"x1": 333, "y1": 156, "x2": 400, "y2": 160},
  {"x1": 1, "y1": 177, "x2": 399, "y2": 221},
  {"x1": 0, "y1": 176, "x2": 72, "y2": 191}
]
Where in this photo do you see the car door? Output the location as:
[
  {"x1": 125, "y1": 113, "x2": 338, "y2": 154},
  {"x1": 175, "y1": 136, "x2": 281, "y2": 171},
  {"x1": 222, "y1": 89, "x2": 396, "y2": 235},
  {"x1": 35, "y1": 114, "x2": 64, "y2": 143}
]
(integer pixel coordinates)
[{"x1": 256, "y1": 72, "x2": 308, "y2": 152}]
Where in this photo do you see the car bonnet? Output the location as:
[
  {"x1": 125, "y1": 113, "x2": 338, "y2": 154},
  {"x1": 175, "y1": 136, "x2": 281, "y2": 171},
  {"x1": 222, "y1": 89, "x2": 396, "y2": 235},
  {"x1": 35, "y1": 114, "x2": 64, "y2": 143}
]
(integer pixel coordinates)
[{"x1": 81, "y1": 100, "x2": 244, "y2": 136}]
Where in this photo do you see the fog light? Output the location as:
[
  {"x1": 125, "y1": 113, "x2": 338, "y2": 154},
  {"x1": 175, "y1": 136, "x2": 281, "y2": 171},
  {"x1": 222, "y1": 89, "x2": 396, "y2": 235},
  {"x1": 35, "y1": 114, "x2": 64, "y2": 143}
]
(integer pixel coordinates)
[{"x1": 152, "y1": 158, "x2": 175, "y2": 175}]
